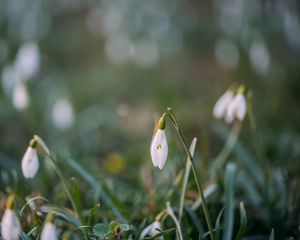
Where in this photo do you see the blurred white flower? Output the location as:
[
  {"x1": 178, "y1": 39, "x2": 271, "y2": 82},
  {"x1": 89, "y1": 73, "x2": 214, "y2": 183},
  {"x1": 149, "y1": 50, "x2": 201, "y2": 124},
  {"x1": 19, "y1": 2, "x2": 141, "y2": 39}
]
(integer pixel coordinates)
[
  {"x1": 15, "y1": 42, "x2": 40, "y2": 81},
  {"x1": 249, "y1": 40, "x2": 270, "y2": 76},
  {"x1": 1, "y1": 209, "x2": 21, "y2": 240},
  {"x1": 225, "y1": 92, "x2": 247, "y2": 124},
  {"x1": 52, "y1": 98, "x2": 74, "y2": 130},
  {"x1": 21, "y1": 143, "x2": 39, "y2": 179},
  {"x1": 150, "y1": 117, "x2": 168, "y2": 170},
  {"x1": 140, "y1": 221, "x2": 163, "y2": 240},
  {"x1": 12, "y1": 82, "x2": 29, "y2": 111},
  {"x1": 41, "y1": 222, "x2": 57, "y2": 240},
  {"x1": 213, "y1": 90, "x2": 234, "y2": 119}
]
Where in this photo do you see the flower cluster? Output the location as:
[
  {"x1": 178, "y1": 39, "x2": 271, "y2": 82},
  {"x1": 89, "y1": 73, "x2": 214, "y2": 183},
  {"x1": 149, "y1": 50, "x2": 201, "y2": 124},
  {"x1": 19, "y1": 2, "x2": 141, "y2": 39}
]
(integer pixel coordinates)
[{"x1": 213, "y1": 85, "x2": 247, "y2": 124}]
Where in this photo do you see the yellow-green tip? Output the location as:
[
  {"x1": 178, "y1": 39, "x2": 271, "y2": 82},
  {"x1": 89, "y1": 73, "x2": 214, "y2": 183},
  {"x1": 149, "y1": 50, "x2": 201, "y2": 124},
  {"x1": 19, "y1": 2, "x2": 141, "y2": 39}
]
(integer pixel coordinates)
[
  {"x1": 158, "y1": 116, "x2": 165, "y2": 130},
  {"x1": 45, "y1": 212, "x2": 55, "y2": 223},
  {"x1": 29, "y1": 139, "x2": 38, "y2": 148},
  {"x1": 237, "y1": 85, "x2": 246, "y2": 94},
  {"x1": 6, "y1": 195, "x2": 15, "y2": 209}
]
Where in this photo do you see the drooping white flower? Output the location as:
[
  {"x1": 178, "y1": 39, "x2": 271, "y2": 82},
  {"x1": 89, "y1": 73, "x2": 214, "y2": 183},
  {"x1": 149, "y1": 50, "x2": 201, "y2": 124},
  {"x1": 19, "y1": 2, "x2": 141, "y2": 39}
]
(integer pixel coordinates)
[
  {"x1": 1, "y1": 196, "x2": 21, "y2": 240},
  {"x1": 21, "y1": 140, "x2": 39, "y2": 179},
  {"x1": 150, "y1": 117, "x2": 168, "y2": 170},
  {"x1": 40, "y1": 222, "x2": 57, "y2": 240},
  {"x1": 225, "y1": 92, "x2": 247, "y2": 124},
  {"x1": 140, "y1": 221, "x2": 163, "y2": 240},
  {"x1": 213, "y1": 90, "x2": 234, "y2": 119}
]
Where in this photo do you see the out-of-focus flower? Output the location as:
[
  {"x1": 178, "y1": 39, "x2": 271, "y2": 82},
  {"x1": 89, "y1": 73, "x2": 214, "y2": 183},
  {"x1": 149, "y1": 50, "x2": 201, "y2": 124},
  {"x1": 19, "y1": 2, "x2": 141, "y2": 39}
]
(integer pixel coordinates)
[
  {"x1": 213, "y1": 90, "x2": 234, "y2": 119},
  {"x1": 1, "y1": 196, "x2": 21, "y2": 240},
  {"x1": 150, "y1": 116, "x2": 168, "y2": 170},
  {"x1": 52, "y1": 98, "x2": 74, "y2": 130},
  {"x1": 21, "y1": 139, "x2": 39, "y2": 179},
  {"x1": 12, "y1": 82, "x2": 29, "y2": 111},
  {"x1": 14, "y1": 42, "x2": 40, "y2": 81},
  {"x1": 41, "y1": 213, "x2": 57, "y2": 240},
  {"x1": 225, "y1": 88, "x2": 247, "y2": 124},
  {"x1": 140, "y1": 221, "x2": 163, "y2": 240}
]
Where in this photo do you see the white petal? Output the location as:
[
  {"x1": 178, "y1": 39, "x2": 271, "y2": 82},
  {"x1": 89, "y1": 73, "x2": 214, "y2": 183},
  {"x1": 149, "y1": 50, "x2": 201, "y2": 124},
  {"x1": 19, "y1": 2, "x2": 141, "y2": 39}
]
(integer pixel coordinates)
[
  {"x1": 213, "y1": 90, "x2": 234, "y2": 119},
  {"x1": 21, "y1": 147, "x2": 39, "y2": 179},
  {"x1": 140, "y1": 221, "x2": 163, "y2": 239},
  {"x1": 140, "y1": 223, "x2": 153, "y2": 239},
  {"x1": 235, "y1": 94, "x2": 247, "y2": 121},
  {"x1": 150, "y1": 130, "x2": 168, "y2": 169},
  {"x1": 226, "y1": 93, "x2": 247, "y2": 123},
  {"x1": 1, "y1": 209, "x2": 21, "y2": 240},
  {"x1": 41, "y1": 223, "x2": 57, "y2": 240},
  {"x1": 150, "y1": 221, "x2": 162, "y2": 236}
]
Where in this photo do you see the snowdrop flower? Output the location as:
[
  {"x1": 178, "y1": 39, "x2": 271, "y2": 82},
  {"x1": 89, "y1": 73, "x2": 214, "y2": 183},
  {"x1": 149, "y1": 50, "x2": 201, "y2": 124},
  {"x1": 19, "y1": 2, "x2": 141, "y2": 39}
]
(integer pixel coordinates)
[
  {"x1": 1, "y1": 195, "x2": 21, "y2": 240},
  {"x1": 213, "y1": 89, "x2": 234, "y2": 119},
  {"x1": 21, "y1": 139, "x2": 39, "y2": 179},
  {"x1": 150, "y1": 116, "x2": 168, "y2": 170},
  {"x1": 225, "y1": 87, "x2": 247, "y2": 124},
  {"x1": 140, "y1": 221, "x2": 163, "y2": 240},
  {"x1": 41, "y1": 213, "x2": 57, "y2": 240}
]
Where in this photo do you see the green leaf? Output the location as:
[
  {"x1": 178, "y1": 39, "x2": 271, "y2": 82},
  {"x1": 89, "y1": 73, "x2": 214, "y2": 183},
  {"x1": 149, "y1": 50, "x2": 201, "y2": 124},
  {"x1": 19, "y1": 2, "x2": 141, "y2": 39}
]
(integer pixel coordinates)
[
  {"x1": 222, "y1": 163, "x2": 237, "y2": 240},
  {"x1": 93, "y1": 223, "x2": 109, "y2": 237},
  {"x1": 120, "y1": 223, "x2": 131, "y2": 232}
]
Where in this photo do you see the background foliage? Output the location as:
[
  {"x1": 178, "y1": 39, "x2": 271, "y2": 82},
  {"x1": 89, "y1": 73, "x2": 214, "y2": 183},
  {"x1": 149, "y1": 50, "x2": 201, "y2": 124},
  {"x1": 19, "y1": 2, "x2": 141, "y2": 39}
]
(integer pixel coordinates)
[{"x1": 0, "y1": 0, "x2": 300, "y2": 239}]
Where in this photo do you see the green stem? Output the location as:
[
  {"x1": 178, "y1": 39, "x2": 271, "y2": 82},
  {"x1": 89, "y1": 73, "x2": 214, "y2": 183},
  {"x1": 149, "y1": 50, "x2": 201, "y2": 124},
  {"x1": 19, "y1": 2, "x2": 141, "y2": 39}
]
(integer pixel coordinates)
[{"x1": 166, "y1": 111, "x2": 215, "y2": 240}]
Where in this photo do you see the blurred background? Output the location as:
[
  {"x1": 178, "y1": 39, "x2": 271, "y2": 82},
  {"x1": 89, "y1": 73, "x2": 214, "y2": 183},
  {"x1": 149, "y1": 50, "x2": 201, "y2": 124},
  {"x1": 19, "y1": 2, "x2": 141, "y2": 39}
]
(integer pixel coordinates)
[{"x1": 0, "y1": 0, "x2": 300, "y2": 238}]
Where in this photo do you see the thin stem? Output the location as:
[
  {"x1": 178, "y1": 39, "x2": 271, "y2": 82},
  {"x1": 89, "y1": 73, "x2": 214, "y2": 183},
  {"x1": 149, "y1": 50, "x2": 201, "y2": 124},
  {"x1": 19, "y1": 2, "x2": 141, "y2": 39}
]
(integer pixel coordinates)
[{"x1": 166, "y1": 112, "x2": 215, "y2": 240}]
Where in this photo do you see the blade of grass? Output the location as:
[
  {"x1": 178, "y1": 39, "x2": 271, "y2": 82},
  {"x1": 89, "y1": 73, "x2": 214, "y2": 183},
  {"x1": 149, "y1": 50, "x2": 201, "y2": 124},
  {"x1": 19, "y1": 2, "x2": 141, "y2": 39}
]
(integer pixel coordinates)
[
  {"x1": 235, "y1": 202, "x2": 247, "y2": 240},
  {"x1": 184, "y1": 205, "x2": 205, "y2": 237},
  {"x1": 70, "y1": 177, "x2": 84, "y2": 223},
  {"x1": 269, "y1": 229, "x2": 274, "y2": 240},
  {"x1": 222, "y1": 163, "x2": 237, "y2": 240},
  {"x1": 179, "y1": 137, "x2": 197, "y2": 224},
  {"x1": 212, "y1": 123, "x2": 264, "y2": 187},
  {"x1": 68, "y1": 159, "x2": 128, "y2": 222},
  {"x1": 214, "y1": 207, "x2": 224, "y2": 240}
]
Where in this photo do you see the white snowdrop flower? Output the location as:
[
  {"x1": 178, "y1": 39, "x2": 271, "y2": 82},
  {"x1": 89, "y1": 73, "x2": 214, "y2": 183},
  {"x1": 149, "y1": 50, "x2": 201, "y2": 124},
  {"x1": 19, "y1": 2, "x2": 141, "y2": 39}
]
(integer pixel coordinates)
[
  {"x1": 140, "y1": 221, "x2": 163, "y2": 240},
  {"x1": 225, "y1": 88, "x2": 247, "y2": 123},
  {"x1": 15, "y1": 42, "x2": 40, "y2": 80},
  {"x1": 150, "y1": 117, "x2": 168, "y2": 170},
  {"x1": 52, "y1": 98, "x2": 74, "y2": 130},
  {"x1": 12, "y1": 81, "x2": 29, "y2": 111},
  {"x1": 21, "y1": 139, "x2": 39, "y2": 179},
  {"x1": 1, "y1": 196, "x2": 21, "y2": 240},
  {"x1": 213, "y1": 90, "x2": 234, "y2": 119},
  {"x1": 41, "y1": 213, "x2": 57, "y2": 240}
]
